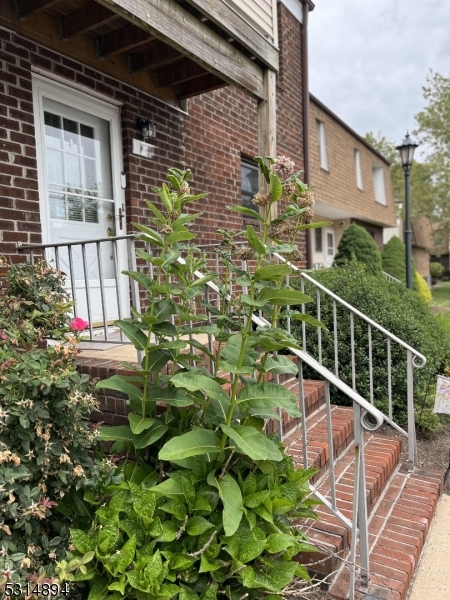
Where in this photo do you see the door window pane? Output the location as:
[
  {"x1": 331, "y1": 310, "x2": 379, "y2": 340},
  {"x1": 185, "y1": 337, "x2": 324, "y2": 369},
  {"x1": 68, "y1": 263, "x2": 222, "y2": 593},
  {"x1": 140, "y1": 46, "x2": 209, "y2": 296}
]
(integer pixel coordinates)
[{"x1": 315, "y1": 228, "x2": 323, "y2": 252}]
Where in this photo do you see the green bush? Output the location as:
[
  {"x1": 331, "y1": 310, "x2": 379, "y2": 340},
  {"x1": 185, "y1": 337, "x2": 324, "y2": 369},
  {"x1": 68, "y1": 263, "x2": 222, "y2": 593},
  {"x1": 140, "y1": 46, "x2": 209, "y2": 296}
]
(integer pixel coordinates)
[
  {"x1": 287, "y1": 263, "x2": 450, "y2": 429},
  {"x1": 381, "y1": 236, "x2": 418, "y2": 289},
  {"x1": 430, "y1": 261, "x2": 445, "y2": 280},
  {"x1": 333, "y1": 223, "x2": 382, "y2": 276},
  {"x1": 382, "y1": 236, "x2": 405, "y2": 281},
  {"x1": 416, "y1": 271, "x2": 432, "y2": 304}
]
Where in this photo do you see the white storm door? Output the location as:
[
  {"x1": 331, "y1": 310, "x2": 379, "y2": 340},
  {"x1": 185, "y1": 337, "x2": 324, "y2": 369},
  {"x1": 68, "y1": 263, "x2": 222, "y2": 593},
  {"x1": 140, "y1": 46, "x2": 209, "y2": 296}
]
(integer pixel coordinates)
[
  {"x1": 33, "y1": 75, "x2": 127, "y2": 326},
  {"x1": 324, "y1": 228, "x2": 335, "y2": 266}
]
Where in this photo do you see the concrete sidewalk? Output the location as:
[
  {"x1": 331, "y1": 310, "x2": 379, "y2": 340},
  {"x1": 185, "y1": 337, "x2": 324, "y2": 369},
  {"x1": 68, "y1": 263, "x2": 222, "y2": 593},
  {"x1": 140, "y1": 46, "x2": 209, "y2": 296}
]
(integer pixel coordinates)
[{"x1": 408, "y1": 493, "x2": 450, "y2": 599}]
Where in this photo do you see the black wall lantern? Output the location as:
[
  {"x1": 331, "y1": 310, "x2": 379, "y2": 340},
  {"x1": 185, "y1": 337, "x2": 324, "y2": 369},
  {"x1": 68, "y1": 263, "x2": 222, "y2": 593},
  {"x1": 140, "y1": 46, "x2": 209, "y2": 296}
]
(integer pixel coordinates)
[{"x1": 136, "y1": 117, "x2": 156, "y2": 139}]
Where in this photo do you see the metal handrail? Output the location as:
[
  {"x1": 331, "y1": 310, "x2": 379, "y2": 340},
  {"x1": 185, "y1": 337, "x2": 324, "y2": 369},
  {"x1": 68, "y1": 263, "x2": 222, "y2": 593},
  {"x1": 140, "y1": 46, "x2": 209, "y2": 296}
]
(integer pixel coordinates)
[
  {"x1": 273, "y1": 251, "x2": 425, "y2": 463},
  {"x1": 383, "y1": 271, "x2": 403, "y2": 284}
]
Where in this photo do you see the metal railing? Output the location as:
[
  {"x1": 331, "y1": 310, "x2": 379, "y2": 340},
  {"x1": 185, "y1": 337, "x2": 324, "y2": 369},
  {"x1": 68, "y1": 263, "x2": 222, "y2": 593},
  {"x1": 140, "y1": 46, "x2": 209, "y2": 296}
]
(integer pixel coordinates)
[
  {"x1": 383, "y1": 271, "x2": 403, "y2": 284},
  {"x1": 17, "y1": 235, "x2": 140, "y2": 345},
  {"x1": 17, "y1": 235, "x2": 426, "y2": 599},
  {"x1": 275, "y1": 252, "x2": 425, "y2": 464}
]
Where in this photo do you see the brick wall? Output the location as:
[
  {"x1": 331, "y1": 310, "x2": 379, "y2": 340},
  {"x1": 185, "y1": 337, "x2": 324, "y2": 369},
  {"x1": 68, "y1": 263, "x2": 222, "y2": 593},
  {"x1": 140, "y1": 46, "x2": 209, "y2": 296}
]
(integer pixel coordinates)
[
  {"x1": 0, "y1": 3, "x2": 307, "y2": 263},
  {"x1": 310, "y1": 97, "x2": 397, "y2": 230}
]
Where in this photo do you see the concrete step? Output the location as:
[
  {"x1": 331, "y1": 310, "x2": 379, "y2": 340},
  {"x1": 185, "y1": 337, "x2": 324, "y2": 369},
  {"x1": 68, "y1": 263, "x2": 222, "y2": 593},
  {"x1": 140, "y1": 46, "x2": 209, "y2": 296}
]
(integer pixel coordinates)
[{"x1": 328, "y1": 465, "x2": 444, "y2": 600}]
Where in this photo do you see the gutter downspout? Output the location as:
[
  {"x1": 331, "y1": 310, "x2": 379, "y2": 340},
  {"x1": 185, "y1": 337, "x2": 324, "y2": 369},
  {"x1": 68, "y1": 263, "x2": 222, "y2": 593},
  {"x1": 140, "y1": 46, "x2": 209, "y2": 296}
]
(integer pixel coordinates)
[{"x1": 302, "y1": 0, "x2": 312, "y2": 268}]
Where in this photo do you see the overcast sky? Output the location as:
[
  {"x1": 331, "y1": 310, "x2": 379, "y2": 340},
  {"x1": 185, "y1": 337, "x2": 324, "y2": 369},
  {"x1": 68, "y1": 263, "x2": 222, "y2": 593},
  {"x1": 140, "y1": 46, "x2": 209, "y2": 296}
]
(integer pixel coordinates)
[{"x1": 308, "y1": 0, "x2": 450, "y2": 153}]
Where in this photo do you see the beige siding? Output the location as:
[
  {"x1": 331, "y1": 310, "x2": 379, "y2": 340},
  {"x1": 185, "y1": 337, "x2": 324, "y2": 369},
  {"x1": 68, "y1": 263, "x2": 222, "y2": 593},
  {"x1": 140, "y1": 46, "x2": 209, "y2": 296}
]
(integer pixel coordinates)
[{"x1": 228, "y1": 0, "x2": 277, "y2": 42}]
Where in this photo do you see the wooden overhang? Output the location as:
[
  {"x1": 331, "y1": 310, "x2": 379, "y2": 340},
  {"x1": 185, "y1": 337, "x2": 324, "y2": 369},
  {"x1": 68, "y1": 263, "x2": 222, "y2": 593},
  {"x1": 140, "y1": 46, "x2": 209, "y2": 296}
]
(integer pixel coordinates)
[{"x1": 11, "y1": 0, "x2": 279, "y2": 103}]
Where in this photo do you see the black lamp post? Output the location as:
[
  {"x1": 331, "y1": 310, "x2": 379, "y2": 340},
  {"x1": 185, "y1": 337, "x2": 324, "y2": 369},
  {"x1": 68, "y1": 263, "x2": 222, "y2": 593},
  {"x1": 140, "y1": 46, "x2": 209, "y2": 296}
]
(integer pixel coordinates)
[{"x1": 396, "y1": 132, "x2": 418, "y2": 290}]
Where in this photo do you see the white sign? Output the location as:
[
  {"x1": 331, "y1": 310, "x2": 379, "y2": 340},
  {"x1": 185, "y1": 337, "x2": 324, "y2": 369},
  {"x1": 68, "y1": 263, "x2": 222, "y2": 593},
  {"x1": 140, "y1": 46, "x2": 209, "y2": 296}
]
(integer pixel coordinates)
[{"x1": 434, "y1": 375, "x2": 450, "y2": 414}]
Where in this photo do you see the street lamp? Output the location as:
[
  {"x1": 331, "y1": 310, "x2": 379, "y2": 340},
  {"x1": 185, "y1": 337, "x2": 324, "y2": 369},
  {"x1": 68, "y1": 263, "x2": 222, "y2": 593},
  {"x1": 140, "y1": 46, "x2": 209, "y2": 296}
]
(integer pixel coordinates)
[{"x1": 396, "y1": 132, "x2": 418, "y2": 290}]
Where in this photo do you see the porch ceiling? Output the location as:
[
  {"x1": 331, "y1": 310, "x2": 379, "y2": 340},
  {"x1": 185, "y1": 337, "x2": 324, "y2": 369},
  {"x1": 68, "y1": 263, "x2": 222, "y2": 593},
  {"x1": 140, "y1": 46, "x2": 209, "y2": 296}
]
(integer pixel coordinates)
[{"x1": 13, "y1": 0, "x2": 273, "y2": 101}]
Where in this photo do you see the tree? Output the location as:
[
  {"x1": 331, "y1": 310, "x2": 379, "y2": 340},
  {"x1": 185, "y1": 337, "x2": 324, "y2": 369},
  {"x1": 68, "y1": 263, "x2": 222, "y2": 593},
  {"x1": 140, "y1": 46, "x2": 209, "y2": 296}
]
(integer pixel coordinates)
[
  {"x1": 364, "y1": 132, "x2": 437, "y2": 220},
  {"x1": 415, "y1": 71, "x2": 450, "y2": 231},
  {"x1": 333, "y1": 223, "x2": 382, "y2": 277},
  {"x1": 382, "y1": 236, "x2": 406, "y2": 281},
  {"x1": 382, "y1": 235, "x2": 418, "y2": 289}
]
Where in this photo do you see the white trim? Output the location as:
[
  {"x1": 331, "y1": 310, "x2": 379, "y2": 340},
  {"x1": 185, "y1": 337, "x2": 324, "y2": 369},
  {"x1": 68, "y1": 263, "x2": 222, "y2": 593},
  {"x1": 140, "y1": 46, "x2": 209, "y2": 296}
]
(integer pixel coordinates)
[
  {"x1": 278, "y1": 0, "x2": 303, "y2": 24},
  {"x1": 32, "y1": 72, "x2": 124, "y2": 244},
  {"x1": 355, "y1": 149, "x2": 363, "y2": 190}
]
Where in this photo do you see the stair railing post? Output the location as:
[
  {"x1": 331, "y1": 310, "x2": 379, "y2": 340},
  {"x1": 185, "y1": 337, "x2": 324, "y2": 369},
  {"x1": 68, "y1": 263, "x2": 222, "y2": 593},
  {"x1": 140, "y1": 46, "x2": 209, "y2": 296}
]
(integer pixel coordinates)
[{"x1": 406, "y1": 349, "x2": 418, "y2": 464}]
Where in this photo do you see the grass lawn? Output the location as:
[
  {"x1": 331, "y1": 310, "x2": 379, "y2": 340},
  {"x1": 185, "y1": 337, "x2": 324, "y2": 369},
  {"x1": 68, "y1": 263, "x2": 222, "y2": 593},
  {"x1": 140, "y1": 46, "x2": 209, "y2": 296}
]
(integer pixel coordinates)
[{"x1": 431, "y1": 279, "x2": 450, "y2": 312}]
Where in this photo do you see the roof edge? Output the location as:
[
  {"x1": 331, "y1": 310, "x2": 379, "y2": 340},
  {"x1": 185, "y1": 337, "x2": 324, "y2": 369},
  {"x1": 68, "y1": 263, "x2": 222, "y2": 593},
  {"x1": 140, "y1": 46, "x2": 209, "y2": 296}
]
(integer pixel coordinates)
[{"x1": 310, "y1": 93, "x2": 391, "y2": 166}]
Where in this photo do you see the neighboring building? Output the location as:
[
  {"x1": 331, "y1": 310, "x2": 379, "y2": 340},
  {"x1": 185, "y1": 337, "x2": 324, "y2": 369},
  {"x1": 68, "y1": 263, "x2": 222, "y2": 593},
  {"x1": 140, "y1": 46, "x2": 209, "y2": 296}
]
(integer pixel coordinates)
[
  {"x1": 0, "y1": 0, "x2": 312, "y2": 263},
  {"x1": 309, "y1": 95, "x2": 396, "y2": 268}
]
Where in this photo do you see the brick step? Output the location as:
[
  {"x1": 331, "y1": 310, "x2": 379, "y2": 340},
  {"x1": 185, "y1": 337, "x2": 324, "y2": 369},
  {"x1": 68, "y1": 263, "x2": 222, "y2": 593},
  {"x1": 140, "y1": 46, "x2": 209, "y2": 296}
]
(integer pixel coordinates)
[
  {"x1": 286, "y1": 427, "x2": 402, "y2": 578},
  {"x1": 328, "y1": 465, "x2": 444, "y2": 600}
]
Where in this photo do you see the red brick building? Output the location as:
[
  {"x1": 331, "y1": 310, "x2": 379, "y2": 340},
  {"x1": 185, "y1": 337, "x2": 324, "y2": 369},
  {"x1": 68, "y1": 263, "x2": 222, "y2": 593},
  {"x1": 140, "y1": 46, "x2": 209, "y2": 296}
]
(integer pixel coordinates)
[{"x1": 0, "y1": 0, "x2": 311, "y2": 263}]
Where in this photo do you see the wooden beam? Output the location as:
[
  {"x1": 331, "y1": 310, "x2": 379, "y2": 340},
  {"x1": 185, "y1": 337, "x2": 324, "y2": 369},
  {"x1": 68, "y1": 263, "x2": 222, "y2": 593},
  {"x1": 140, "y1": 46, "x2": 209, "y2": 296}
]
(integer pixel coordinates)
[
  {"x1": 257, "y1": 69, "x2": 277, "y2": 218},
  {"x1": 128, "y1": 43, "x2": 183, "y2": 73},
  {"x1": 176, "y1": 73, "x2": 227, "y2": 100},
  {"x1": 184, "y1": 0, "x2": 278, "y2": 71},
  {"x1": 96, "y1": 0, "x2": 264, "y2": 99},
  {"x1": 61, "y1": 3, "x2": 119, "y2": 40},
  {"x1": 156, "y1": 58, "x2": 207, "y2": 88},
  {"x1": 97, "y1": 24, "x2": 154, "y2": 57},
  {"x1": 15, "y1": 0, "x2": 61, "y2": 20}
]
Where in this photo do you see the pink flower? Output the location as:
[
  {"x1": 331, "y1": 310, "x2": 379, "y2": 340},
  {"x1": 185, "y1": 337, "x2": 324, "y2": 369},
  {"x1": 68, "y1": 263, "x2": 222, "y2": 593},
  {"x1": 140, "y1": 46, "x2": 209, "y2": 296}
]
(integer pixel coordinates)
[
  {"x1": 39, "y1": 497, "x2": 58, "y2": 509},
  {"x1": 0, "y1": 332, "x2": 7, "y2": 340},
  {"x1": 70, "y1": 318, "x2": 89, "y2": 331}
]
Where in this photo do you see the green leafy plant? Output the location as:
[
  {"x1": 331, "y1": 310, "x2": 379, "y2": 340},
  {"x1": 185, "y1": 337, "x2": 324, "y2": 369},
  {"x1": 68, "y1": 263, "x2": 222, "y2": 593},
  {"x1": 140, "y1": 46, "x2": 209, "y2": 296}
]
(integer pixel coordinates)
[
  {"x1": 416, "y1": 271, "x2": 432, "y2": 304},
  {"x1": 0, "y1": 261, "x2": 116, "y2": 590},
  {"x1": 58, "y1": 159, "x2": 327, "y2": 599},
  {"x1": 381, "y1": 236, "x2": 418, "y2": 289},
  {"x1": 333, "y1": 223, "x2": 382, "y2": 277},
  {"x1": 430, "y1": 261, "x2": 445, "y2": 280}
]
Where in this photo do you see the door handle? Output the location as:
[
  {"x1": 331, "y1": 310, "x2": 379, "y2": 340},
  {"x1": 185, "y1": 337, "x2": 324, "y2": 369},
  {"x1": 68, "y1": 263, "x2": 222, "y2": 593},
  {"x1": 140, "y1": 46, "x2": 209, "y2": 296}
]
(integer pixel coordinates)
[
  {"x1": 118, "y1": 206, "x2": 124, "y2": 230},
  {"x1": 106, "y1": 227, "x2": 114, "y2": 237}
]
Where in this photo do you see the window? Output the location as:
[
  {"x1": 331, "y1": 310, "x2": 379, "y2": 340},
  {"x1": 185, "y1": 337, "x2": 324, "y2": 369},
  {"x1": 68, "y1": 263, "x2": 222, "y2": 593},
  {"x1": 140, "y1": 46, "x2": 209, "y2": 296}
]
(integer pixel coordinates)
[
  {"x1": 355, "y1": 149, "x2": 363, "y2": 190},
  {"x1": 315, "y1": 228, "x2": 323, "y2": 253},
  {"x1": 241, "y1": 157, "x2": 259, "y2": 214},
  {"x1": 316, "y1": 120, "x2": 329, "y2": 171},
  {"x1": 373, "y1": 166, "x2": 386, "y2": 205}
]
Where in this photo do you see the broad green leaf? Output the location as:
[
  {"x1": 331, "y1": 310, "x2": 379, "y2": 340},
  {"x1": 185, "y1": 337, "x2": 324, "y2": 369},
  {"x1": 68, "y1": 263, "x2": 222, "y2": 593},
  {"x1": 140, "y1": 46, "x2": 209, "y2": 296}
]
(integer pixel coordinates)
[
  {"x1": 226, "y1": 205, "x2": 263, "y2": 222},
  {"x1": 208, "y1": 473, "x2": 243, "y2": 536},
  {"x1": 98, "y1": 425, "x2": 134, "y2": 444},
  {"x1": 258, "y1": 288, "x2": 312, "y2": 306},
  {"x1": 87, "y1": 577, "x2": 109, "y2": 600},
  {"x1": 298, "y1": 220, "x2": 332, "y2": 229},
  {"x1": 239, "y1": 539, "x2": 266, "y2": 563},
  {"x1": 262, "y1": 356, "x2": 298, "y2": 376},
  {"x1": 236, "y1": 383, "x2": 301, "y2": 417},
  {"x1": 128, "y1": 414, "x2": 155, "y2": 435},
  {"x1": 161, "y1": 500, "x2": 187, "y2": 520},
  {"x1": 246, "y1": 225, "x2": 266, "y2": 255},
  {"x1": 254, "y1": 156, "x2": 271, "y2": 183},
  {"x1": 70, "y1": 530, "x2": 92, "y2": 554},
  {"x1": 265, "y1": 533, "x2": 295, "y2": 554},
  {"x1": 122, "y1": 270, "x2": 154, "y2": 291},
  {"x1": 290, "y1": 312, "x2": 327, "y2": 329},
  {"x1": 170, "y1": 372, "x2": 228, "y2": 403},
  {"x1": 243, "y1": 490, "x2": 271, "y2": 508},
  {"x1": 108, "y1": 579, "x2": 126, "y2": 594},
  {"x1": 201, "y1": 583, "x2": 219, "y2": 599},
  {"x1": 186, "y1": 516, "x2": 214, "y2": 536},
  {"x1": 107, "y1": 536, "x2": 136, "y2": 576},
  {"x1": 159, "y1": 430, "x2": 221, "y2": 461},
  {"x1": 145, "y1": 201, "x2": 165, "y2": 223},
  {"x1": 153, "y1": 299, "x2": 175, "y2": 323},
  {"x1": 115, "y1": 320, "x2": 148, "y2": 350},
  {"x1": 169, "y1": 554, "x2": 196, "y2": 571},
  {"x1": 150, "y1": 477, "x2": 184, "y2": 498},
  {"x1": 240, "y1": 294, "x2": 267, "y2": 308},
  {"x1": 147, "y1": 385, "x2": 198, "y2": 407},
  {"x1": 221, "y1": 334, "x2": 259, "y2": 368},
  {"x1": 96, "y1": 375, "x2": 142, "y2": 402},
  {"x1": 191, "y1": 274, "x2": 216, "y2": 288},
  {"x1": 173, "y1": 212, "x2": 202, "y2": 226},
  {"x1": 263, "y1": 436, "x2": 285, "y2": 460},
  {"x1": 133, "y1": 223, "x2": 164, "y2": 247},
  {"x1": 221, "y1": 425, "x2": 282, "y2": 461},
  {"x1": 166, "y1": 230, "x2": 196, "y2": 244},
  {"x1": 130, "y1": 483, "x2": 157, "y2": 520},
  {"x1": 199, "y1": 553, "x2": 221, "y2": 573},
  {"x1": 254, "y1": 264, "x2": 292, "y2": 282},
  {"x1": 134, "y1": 421, "x2": 168, "y2": 449},
  {"x1": 269, "y1": 172, "x2": 283, "y2": 201},
  {"x1": 145, "y1": 349, "x2": 172, "y2": 373},
  {"x1": 179, "y1": 587, "x2": 200, "y2": 600}
]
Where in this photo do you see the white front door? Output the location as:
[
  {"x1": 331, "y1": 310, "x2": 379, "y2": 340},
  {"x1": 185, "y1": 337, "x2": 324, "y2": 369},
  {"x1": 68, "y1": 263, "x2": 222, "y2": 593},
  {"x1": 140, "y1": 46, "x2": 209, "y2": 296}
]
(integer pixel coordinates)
[
  {"x1": 324, "y1": 227, "x2": 335, "y2": 266},
  {"x1": 33, "y1": 74, "x2": 128, "y2": 327}
]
